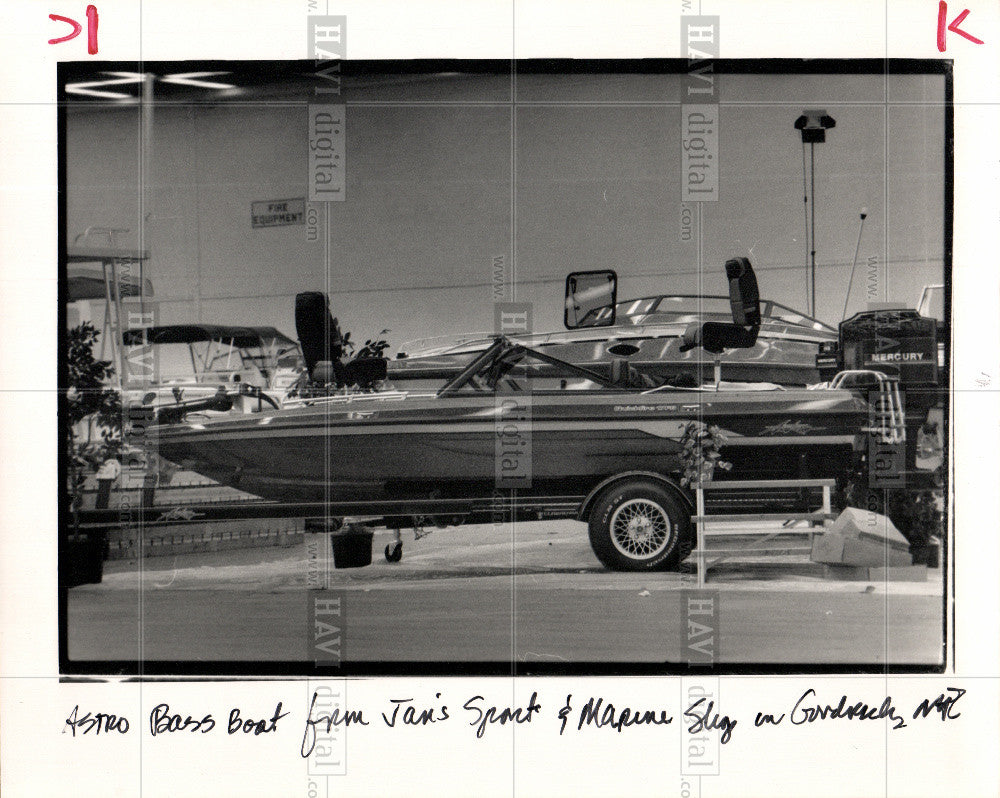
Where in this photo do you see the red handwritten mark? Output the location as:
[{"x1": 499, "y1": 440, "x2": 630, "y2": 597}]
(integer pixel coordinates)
[
  {"x1": 937, "y1": 2, "x2": 984, "y2": 52},
  {"x1": 47, "y1": 5, "x2": 98, "y2": 53},
  {"x1": 86, "y1": 5, "x2": 99, "y2": 54},
  {"x1": 47, "y1": 13, "x2": 82, "y2": 45}
]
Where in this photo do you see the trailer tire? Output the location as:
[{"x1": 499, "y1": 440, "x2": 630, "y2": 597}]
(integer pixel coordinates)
[{"x1": 587, "y1": 479, "x2": 692, "y2": 571}]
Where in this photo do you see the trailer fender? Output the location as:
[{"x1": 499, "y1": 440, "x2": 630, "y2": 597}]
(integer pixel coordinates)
[{"x1": 577, "y1": 471, "x2": 693, "y2": 522}]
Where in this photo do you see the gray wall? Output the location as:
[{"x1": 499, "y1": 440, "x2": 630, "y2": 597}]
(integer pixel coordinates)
[{"x1": 66, "y1": 70, "x2": 946, "y2": 352}]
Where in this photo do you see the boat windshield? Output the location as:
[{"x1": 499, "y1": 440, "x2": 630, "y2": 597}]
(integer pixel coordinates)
[
  {"x1": 276, "y1": 351, "x2": 305, "y2": 369},
  {"x1": 193, "y1": 339, "x2": 250, "y2": 375},
  {"x1": 136, "y1": 342, "x2": 202, "y2": 382},
  {"x1": 398, "y1": 294, "x2": 834, "y2": 359},
  {"x1": 615, "y1": 295, "x2": 835, "y2": 332},
  {"x1": 121, "y1": 339, "x2": 253, "y2": 383},
  {"x1": 436, "y1": 337, "x2": 665, "y2": 396},
  {"x1": 916, "y1": 285, "x2": 945, "y2": 321}
]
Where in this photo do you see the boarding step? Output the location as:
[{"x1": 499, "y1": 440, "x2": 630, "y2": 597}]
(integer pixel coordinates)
[
  {"x1": 692, "y1": 478, "x2": 835, "y2": 585},
  {"x1": 690, "y1": 512, "x2": 837, "y2": 523},
  {"x1": 691, "y1": 546, "x2": 813, "y2": 557},
  {"x1": 697, "y1": 478, "x2": 836, "y2": 490}
]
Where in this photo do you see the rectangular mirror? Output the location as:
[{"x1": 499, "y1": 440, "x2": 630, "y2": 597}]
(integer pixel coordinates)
[{"x1": 564, "y1": 269, "x2": 618, "y2": 329}]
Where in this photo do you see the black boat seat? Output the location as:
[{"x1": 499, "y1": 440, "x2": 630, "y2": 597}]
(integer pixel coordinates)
[
  {"x1": 312, "y1": 357, "x2": 389, "y2": 388},
  {"x1": 312, "y1": 360, "x2": 339, "y2": 384},
  {"x1": 611, "y1": 358, "x2": 659, "y2": 389},
  {"x1": 295, "y1": 291, "x2": 345, "y2": 378},
  {"x1": 295, "y1": 291, "x2": 389, "y2": 389},
  {"x1": 344, "y1": 356, "x2": 387, "y2": 387},
  {"x1": 679, "y1": 257, "x2": 761, "y2": 354}
]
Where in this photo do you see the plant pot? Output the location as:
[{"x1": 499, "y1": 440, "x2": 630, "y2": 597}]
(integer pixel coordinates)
[
  {"x1": 331, "y1": 530, "x2": 374, "y2": 568},
  {"x1": 61, "y1": 528, "x2": 107, "y2": 587}
]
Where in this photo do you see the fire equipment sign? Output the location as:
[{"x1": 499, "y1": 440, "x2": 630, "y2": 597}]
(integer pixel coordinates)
[{"x1": 252, "y1": 198, "x2": 305, "y2": 228}]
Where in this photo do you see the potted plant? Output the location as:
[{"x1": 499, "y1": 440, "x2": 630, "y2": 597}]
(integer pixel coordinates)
[
  {"x1": 679, "y1": 421, "x2": 732, "y2": 488},
  {"x1": 65, "y1": 323, "x2": 122, "y2": 585}
]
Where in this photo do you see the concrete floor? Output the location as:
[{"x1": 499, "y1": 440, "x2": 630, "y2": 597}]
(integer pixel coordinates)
[{"x1": 66, "y1": 520, "x2": 945, "y2": 667}]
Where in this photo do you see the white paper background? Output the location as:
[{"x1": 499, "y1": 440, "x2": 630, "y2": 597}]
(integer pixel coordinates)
[{"x1": 2, "y1": 1, "x2": 999, "y2": 796}]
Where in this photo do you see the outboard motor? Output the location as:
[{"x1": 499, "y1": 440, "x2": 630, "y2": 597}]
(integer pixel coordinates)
[
  {"x1": 834, "y1": 306, "x2": 944, "y2": 488},
  {"x1": 829, "y1": 306, "x2": 946, "y2": 562},
  {"x1": 679, "y1": 257, "x2": 761, "y2": 382},
  {"x1": 837, "y1": 308, "x2": 939, "y2": 386}
]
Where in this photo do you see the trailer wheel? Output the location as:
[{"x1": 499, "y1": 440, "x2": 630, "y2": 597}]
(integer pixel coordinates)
[{"x1": 588, "y1": 480, "x2": 691, "y2": 571}]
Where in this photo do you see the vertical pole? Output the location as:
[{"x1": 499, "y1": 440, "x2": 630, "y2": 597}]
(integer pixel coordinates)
[
  {"x1": 818, "y1": 482, "x2": 832, "y2": 546},
  {"x1": 801, "y1": 142, "x2": 810, "y2": 313},
  {"x1": 140, "y1": 73, "x2": 153, "y2": 332},
  {"x1": 141, "y1": 74, "x2": 153, "y2": 252},
  {"x1": 696, "y1": 486, "x2": 706, "y2": 588},
  {"x1": 809, "y1": 142, "x2": 817, "y2": 318},
  {"x1": 100, "y1": 260, "x2": 116, "y2": 384},
  {"x1": 111, "y1": 259, "x2": 126, "y2": 391},
  {"x1": 841, "y1": 213, "x2": 867, "y2": 322},
  {"x1": 138, "y1": 74, "x2": 155, "y2": 580}
]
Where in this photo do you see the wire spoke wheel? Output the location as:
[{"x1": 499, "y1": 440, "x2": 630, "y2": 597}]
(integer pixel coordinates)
[
  {"x1": 609, "y1": 498, "x2": 672, "y2": 560},
  {"x1": 588, "y1": 480, "x2": 691, "y2": 571}
]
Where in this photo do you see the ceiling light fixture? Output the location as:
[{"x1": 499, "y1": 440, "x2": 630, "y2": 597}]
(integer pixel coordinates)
[
  {"x1": 64, "y1": 71, "x2": 236, "y2": 99},
  {"x1": 160, "y1": 72, "x2": 235, "y2": 90},
  {"x1": 64, "y1": 71, "x2": 145, "y2": 99}
]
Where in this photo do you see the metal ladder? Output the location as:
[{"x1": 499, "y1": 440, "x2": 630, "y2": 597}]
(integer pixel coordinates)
[{"x1": 690, "y1": 478, "x2": 837, "y2": 587}]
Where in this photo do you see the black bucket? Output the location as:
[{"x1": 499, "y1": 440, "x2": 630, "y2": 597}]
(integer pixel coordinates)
[
  {"x1": 61, "y1": 528, "x2": 107, "y2": 587},
  {"x1": 331, "y1": 530, "x2": 374, "y2": 568}
]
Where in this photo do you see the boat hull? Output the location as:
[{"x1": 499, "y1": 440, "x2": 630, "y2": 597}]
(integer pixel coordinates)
[{"x1": 153, "y1": 388, "x2": 868, "y2": 507}]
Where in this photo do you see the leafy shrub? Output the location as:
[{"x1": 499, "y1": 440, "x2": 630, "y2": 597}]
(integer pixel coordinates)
[
  {"x1": 67, "y1": 323, "x2": 122, "y2": 504},
  {"x1": 679, "y1": 421, "x2": 733, "y2": 488}
]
